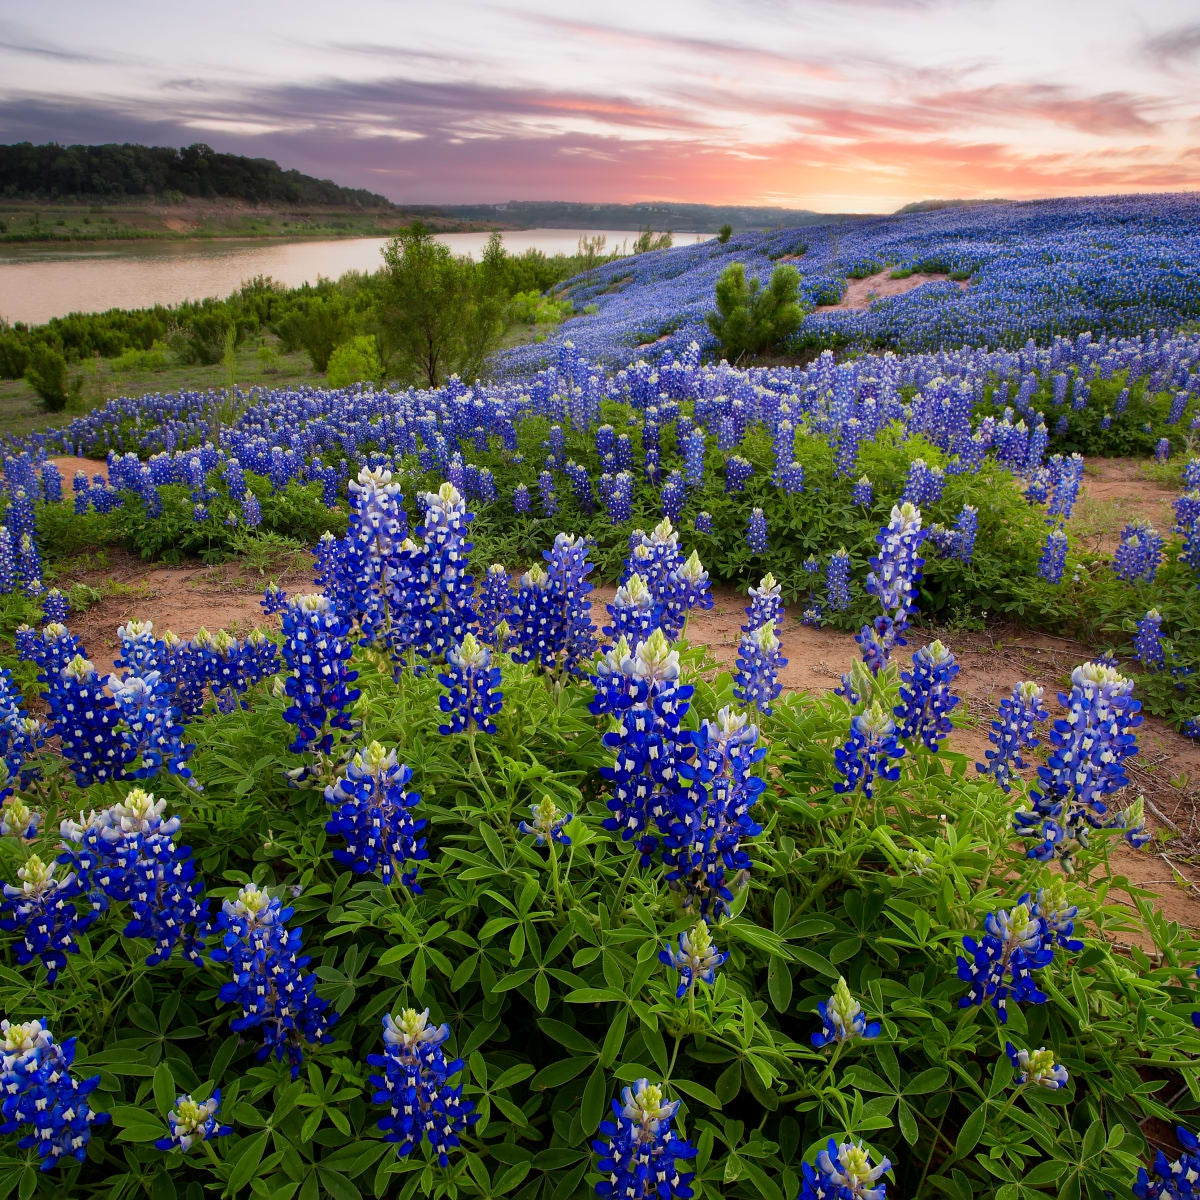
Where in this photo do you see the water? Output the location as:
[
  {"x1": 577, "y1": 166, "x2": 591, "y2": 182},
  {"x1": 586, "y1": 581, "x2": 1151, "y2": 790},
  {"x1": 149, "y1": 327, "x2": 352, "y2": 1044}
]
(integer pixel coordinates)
[{"x1": 0, "y1": 229, "x2": 712, "y2": 325}]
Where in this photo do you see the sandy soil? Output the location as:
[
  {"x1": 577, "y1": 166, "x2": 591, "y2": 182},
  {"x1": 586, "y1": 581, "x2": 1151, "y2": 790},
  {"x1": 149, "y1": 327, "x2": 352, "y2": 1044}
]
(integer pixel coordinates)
[
  {"x1": 46, "y1": 455, "x2": 1200, "y2": 930},
  {"x1": 817, "y1": 269, "x2": 971, "y2": 311},
  {"x1": 49, "y1": 456, "x2": 109, "y2": 483},
  {"x1": 1075, "y1": 458, "x2": 1179, "y2": 555}
]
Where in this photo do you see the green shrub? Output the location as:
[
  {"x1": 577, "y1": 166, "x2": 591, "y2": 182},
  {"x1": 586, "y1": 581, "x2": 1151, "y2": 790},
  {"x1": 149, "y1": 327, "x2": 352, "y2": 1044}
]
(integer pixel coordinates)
[
  {"x1": 327, "y1": 334, "x2": 383, "y2": 388},
  {"x1": 717, "y1": 223, "x2": 733, "y2": 244},
  {"x1": 24, "y1": 342, "x2": 72, "y2": 411},
  {"x1": 706, "y1": 264, "x2": 807, "y2": 364}
]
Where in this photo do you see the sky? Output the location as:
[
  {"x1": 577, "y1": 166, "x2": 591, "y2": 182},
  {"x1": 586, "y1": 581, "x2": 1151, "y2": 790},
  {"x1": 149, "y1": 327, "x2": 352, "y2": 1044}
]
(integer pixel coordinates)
[{"x1": 1, "y1": 0, "x2": 1199, "y2": 211}]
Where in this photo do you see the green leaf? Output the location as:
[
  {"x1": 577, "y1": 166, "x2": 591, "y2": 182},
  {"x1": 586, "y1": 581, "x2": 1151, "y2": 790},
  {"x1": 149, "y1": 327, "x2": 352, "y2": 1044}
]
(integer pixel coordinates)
[
  {"x1": 227, "y1": 1130, "x2": 271, "y2": 1196},
  {"x1": 532, "y1": 1057, "x2": 592, "y2": 1089},
  {"x1": 904, "y1": 1067, "x2": 947, "y2": 1095},
  {"x1": 581, "y1": 1063, "x2": 608, "y2": 1134},
  {"x1": 767, "y1": 959, "x2": 793, "y2": 1013},
  {"x1": 955, "y1": 1105, "x2": 988, "y2": 1160},
  {"x1": 153, "y1": 1062, "x2": 176, "y2": 1118}
]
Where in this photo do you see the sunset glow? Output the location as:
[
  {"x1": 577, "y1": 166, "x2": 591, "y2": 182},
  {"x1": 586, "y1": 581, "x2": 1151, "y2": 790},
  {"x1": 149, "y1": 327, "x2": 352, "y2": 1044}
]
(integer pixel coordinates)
[{"x1": 1, "y1": 0, "x2": 1198, "y2": 209}]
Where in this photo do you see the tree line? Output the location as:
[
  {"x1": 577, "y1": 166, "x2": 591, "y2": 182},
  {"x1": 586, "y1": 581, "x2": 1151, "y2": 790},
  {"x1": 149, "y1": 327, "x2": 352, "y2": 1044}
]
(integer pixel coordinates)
[{"x1": 0, "y1": 142, "x2": 393, "y2": 206}]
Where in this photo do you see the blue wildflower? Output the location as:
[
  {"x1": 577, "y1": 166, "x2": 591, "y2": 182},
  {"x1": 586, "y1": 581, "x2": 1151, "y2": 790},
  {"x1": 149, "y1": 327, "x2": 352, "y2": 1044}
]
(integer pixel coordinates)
[
  {"x1": 811, "y1": 977, "x2": 881, "y2": 1048},
  {"x1": 977, "y1": 681, "x2": 1048, "y2": 792},
  {"x1": 368, "y1": 1009, "x2": 477, "y2": 1167},
  {"x1": 519, "y1": 796, "x2": 572, "y2": 846},
  {"x1": 957, "y1": 901, "x2": 1053, "y2": 1023},
  {"x1": 895, "y1": 640, "x2": 960, "y2": 751},
  {"x1": 324, "y1": 742, "x2": 427, "y2": 889},
  {"x1": 0, "y1": 854, "x2": 94, "y2": 983},
  {"x1": 746, "y1": 507, "x2": 768, "y2": 554},
  {"x1": 0, "y1": 1019, "x2": 107, "y2": 1171},
  {"x1": 439, "y1": 634, "x2": 503, "y2": 735},
  {"x1": 659, "y1": 920, "x2": 727, "y2": 999},
  {"x1": 155, "y1": 1092, "x2": 231, "y2": 1152},
  {"x1": 834, "y1": 702, "x2": 905, "y2": 799},
  {"x1": 733, "y1": 621, "x2": 785, "y2": 715},
  {"x1": 592, "y1": 1079, "x2": 697, "y2": 1200},
  {"x1": 800, "y1": 1140, "x2": 891, "y2": 1200}
]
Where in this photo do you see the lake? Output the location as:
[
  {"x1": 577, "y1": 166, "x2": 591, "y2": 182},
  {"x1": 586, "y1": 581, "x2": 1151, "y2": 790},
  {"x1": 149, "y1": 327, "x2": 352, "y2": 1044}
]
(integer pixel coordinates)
[{"x1": 0, "y1": 229, "x2": 713, "y2": 325}]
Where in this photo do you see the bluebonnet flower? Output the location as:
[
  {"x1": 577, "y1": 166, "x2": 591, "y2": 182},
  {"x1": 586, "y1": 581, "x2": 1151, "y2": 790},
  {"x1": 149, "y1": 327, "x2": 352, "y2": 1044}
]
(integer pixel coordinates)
[
  {"x1": 733, "y1": 621, "x2": 785, "y2": 715},
  {"x1": 725, "y1": 455, "x2": 753, "y2": 493},
  {"x1": 1156, "y1": 437, "x2": 1172, "y2": 462},
  {"x1": 280, "y1": 594, "x2": 360, "y2": 755},
  {"x1": 743, "y1": 573, "x2": 783, "y2": 632},
  {"x1": 242, "y1": 492, "x2": 262, "y2": 527},
  {"x1": 811, "y1": 977, "x2": 881, "y2": 1048},
  {"x1": 209, "y1": 882, "x2": 335, "y2": 1077},
  {"x1": 693, "y1": 511, "x2": 712, "y2": 535},
  {"x1": 45, "y1": 655, "x2": 135, "y2": 786},
  {"x1": 439, "y1": 634, "x2": 503, "y2": 735},
  {"x1": 1118, "y1": 795, "x2": 1152, "y2": 850},
  {"x1": 0, "y1": 529, "x2": 14, "y2": 593},
  {"x1": 1003, "y1": 1046, "x2": 1070, "y2": 1094},
  {"x1": 108, "y1": 670, "x2": 196, "y2": 785},
  {"x1": 827, "y1": 550, "x2": 852, "y2": 612},
  {"x1": 661, "y1": 471, "x2": 686, "y2": 523},
  {"x1": 895, "y1": 641, "x2": 960, "y2": 751},
  {"x1": 659, "y1": 920, "x2": 727, "y2": 998},
  {"x1": 17, "y1": 534, "x2": 42, "y2": 596},
  {"x1": 324, "y1": 742, "x2": 427, "y2": 889},
  {"x1": 1134, "y1": 609, "x2": 1166, "y2": 670},
  {"x1": 1038, "y1": 528, "x2": 1068, "y2": 584},
  {"x1": 1114, "y1": 523, "x2": 1164, "y2": 583},
  {"x1": 683, "y1": 429, "x2": 706, "y2": 490},
  {"x1": 593, "y1": 1079, "x2": 697, "y2": 1200},
  {"x1": 476, "y1": 564, "x2": 512, "y2": 645},
  {"x1": 62, "y1": 789, "x2": 208, "y2": 966},
  {"x1": 623, "y1": 519, "x2": 684, "y2": 599},
  {"x1": 834, "y1": 702, "x2": 905, "y2": 799},
  {"x1": 856, "y1": 503, "x2": 926, "y2": 672},
  {"x1": 1014, "y1": 662, "x2": 1142, "y2": 869},
  {"x1": 851, "y1": 475, "x2": 873, "y2": 506},
  {"x1": 541, "y1": 532, "x2": 599, "y2": 676},
  {"x1": 407, "y1": 482, "x2": 478, "y2": 662},
  {"x1": 606, "y1": 575, "x2": 661, "y2": 647},
  {"x1": 1133, "y1": 1126, "x2": 1200, "y2": 1199},
  {"x1": 953, "y1": 505, "x2": 979, "y2": 562},
  {"x1": 800, "y1": 1141, "x2": 891, "y2": 1200},
  {"x1": 261, "y1": 583, "x2": 288, "y2": 616},
  {"x1": 0, "y1": 1019, "x2": 107, "y2": 1171},
  {"x1": 668, "y1": 707, "x2": 765, "y2": 917},
  {"x1": 538, "y1": 470, "x2": 558, "y2": 516},
  {"x1": 155, "y1": 1092, "x2": 231, "y2": 1152},
  {"x1": 594, "y1": 631, "x2": 693, "y2": 863},
  {"x1": 368, "y1": 1009, "x2": 477, "y2": 1167},
  {"x1": 662, "y1": 550, "x2": 713, "y2": 639},
  {"x1": 513, "y1": 483, "x2": 531, "y2": 514},
  {"x1": 1029, "y1": 879, "x2": 1083, "y2": 952},
  {"x1": 977, "y1": 681, "x2": 1048, "y2": 792},
  {"x1": 42, "y1": 589, "x2": 70, "y2": 624},
  {"x1": 519, "y1": 796, "x2": 572, "y2": 846},
  {"x1": 1184, "y1": 458, "x2": 1200, "y2": 491},
  {"x1": 746, "y1": 508, "x2": 767, "y2": 554},
  {"x1": 0, "y1": 798, "x2": 40, "y2": 840},
  {"x1": 0, "y1": 854, "x2": 94, "y2": 983},
  {"x1": 957, "y1": 902, "x2": 1053, "y2": 1023},
  {"x1": 835, "y1": 417, "x2": 863, "y2": 478},
  {"x1": 508, "y1": 565, "x2": 553, "y2": 665}
]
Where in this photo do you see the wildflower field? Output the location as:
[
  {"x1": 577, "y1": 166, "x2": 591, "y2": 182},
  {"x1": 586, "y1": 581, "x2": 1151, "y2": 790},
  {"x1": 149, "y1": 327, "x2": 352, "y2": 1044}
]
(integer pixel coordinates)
[{"x1": 0, "y1": 192, "x2": 1198, "y2": 1200}]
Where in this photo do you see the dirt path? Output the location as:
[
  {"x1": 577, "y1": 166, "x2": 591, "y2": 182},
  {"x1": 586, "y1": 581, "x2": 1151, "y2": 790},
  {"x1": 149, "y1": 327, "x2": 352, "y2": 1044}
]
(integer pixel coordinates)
[
  {"x1": 49, "y1": 456, "x2": 109, "y2": 483},
  {"x1": 1075, "y1": 458, "x2": 1179, "y2": 555},
  {"x1": 59, "y1": 547, "x2": 1200, "y2": 930},
  {"x1": 816, "y1": 269, "x2": 970, "y2": 311}
]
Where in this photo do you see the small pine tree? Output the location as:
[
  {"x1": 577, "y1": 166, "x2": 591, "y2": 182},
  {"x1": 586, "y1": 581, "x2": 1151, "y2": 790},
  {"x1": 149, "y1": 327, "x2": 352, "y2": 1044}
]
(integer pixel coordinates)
[
  {"x1": 706, "y1": 263, "x2": 806, "y2": 363},
  {"x1": 717, "y1": 223, "x2": 733, "y2": 244}
]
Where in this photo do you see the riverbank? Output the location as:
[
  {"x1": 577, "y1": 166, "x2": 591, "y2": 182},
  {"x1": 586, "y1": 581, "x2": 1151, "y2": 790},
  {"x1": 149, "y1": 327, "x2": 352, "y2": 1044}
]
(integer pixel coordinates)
[{"x1": 0, "y1": 198, "x2": 493, "y2": 244}]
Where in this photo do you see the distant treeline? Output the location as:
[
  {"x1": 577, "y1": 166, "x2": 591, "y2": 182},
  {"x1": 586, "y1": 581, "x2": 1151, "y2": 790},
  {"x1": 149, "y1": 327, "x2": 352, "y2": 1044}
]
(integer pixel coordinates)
[
  {"x1": 418, "y1": 199, "x2": 865, "y2": 234},
  {"x1": 0, "y1": 142, "x2": 395, "y2": 207}
]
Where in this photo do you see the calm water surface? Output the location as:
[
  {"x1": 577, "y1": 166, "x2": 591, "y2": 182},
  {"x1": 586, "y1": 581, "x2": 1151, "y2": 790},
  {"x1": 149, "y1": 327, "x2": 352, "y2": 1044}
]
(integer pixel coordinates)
[{"x1": 0, "y1": 230, "x2": 712, "y2": 325}]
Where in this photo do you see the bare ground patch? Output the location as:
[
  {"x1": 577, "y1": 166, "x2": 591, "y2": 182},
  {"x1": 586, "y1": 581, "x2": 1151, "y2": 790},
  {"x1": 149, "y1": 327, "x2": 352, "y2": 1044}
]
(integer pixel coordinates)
[{"x1": 817, "y1": 269, "x2": 970, "y2": 312}]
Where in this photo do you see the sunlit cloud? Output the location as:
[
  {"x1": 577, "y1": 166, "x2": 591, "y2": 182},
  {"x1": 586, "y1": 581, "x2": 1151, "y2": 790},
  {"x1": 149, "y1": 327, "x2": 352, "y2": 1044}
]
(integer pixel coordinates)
[{"x1": 0, "y1": 0, "x2": 1197, "y2": 209}]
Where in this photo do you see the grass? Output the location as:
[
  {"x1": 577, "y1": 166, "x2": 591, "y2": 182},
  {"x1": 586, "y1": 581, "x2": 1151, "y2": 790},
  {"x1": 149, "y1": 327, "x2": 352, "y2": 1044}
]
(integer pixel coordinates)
[
  {"x1": 0, "y1": 322, "x2": 571, "y2": 439},
  {"x1": 0, "y1": 201, "x2": 478, "y2": 244}
]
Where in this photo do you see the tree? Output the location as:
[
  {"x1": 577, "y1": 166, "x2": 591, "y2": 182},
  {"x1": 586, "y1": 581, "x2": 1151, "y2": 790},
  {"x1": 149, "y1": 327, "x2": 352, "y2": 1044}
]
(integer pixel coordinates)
[
  {"x1": 706, "y1": 263, "x2": 806, "y2": 363},
  {"x1": 377, "y1": 224, "x2": 503, "y2": 387},
  {"x1": 327, "y1": 335, "x2": 383, "y2": 388},
  {"x1": 632, "y1": 227, "x2": 673, "y2": 254},
  {"x1": 717, "y1": 223, "x2": 733, "y2": 244},
  {"x1": 24, "y1": 343, "x2": 72, "y2": 411}
]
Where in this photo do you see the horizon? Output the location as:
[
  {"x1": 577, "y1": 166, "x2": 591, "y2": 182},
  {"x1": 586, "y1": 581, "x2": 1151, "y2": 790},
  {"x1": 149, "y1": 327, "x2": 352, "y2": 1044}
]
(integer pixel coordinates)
[{"x1": 1, "y1": 1, "x2": 1199, "y2": 210}]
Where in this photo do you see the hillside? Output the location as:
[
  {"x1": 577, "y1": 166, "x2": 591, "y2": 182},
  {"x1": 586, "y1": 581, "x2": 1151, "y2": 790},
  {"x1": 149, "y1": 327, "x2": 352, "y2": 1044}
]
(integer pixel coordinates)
[
  {"x1": 0, "y1": 141, "x2": 395, "y2": 207},
  {"x1": 417, "y1": 199, "x2": 869, "y2": 233}
]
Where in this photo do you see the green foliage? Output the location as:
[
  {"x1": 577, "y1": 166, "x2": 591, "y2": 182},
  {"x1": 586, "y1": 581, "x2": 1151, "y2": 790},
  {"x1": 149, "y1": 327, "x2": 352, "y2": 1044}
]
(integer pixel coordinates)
[
  {"x1": 632, "y1": 228, "x2": 673, "y2": 254},
  {"x1": 0, "y1": 601, "x2": 1194, "y2": 1199},
  {"x1": 717, "y1": 224, "x2": 733, "y2": 245},
  {"x1": 378, "y1": 224, "x2": 504, "y2": 387},
  {"x1": 327, "y1": 335, "x2": 384, "y2": 389},
  {"x1": 23, "y1": 342, "x2": 73, "y2": 411},
  {"x1": 506, "y1": 292, "x2": 574, "y2": 325},
  {"x1": 706, "y1": 264, "x2": 807, "y2": 364}
]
